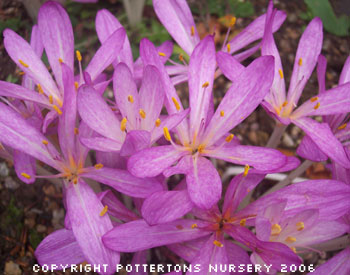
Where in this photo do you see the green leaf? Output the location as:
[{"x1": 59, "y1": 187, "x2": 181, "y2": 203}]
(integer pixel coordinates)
[
  {"x1": 305, "y1": 0, "x2": 350, "y2": 36},
  {"x1": 0, "y1": 18, "x2": 22, "y2": 33},
  {"x1": 233, "y1": 2, "x2": 255, "y2": 18}
]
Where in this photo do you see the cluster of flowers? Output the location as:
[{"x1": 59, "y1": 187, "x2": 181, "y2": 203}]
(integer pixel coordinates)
[{"x1": 0, "y1": 0, "x2": 349, "y2": 274}]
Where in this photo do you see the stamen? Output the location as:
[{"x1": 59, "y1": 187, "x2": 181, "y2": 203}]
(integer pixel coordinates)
[
  {"x1": 139, "y1": 109, "x2": 146, "y2": 119},
  {"x1": 296, "y1": 221, "x2": 305, "y2": 231},
  {"x1": 229, "y1": 16, "x2": 236, "y2": 27},
  {"x1": 74, "y1": 128, "x2": 79, "y2": 135},
  {"x1": 100, "y1": 205, "x2": 108, "y2": 217},
  {"x1": 202, "y1": 81, "x2": 209, "y2": 88},
  {"x1": 172, "y1": 97, "x2": 181, "y2": 111},
  {"x1": 163, "y1": 127, "x2": 172, "y2": 142},
  {"x1": 243, "y1": 164, "x2": 250, "y2": 177},
  {"x1": 291, "y1": 247, "x2": 297, "y2": 253},
  {"x1": 227, "y1": 43, "x2": 231, "y2": 52},
  {"x1": 155, "y1": 118, "x2": 161, "y2": 127},
  {"x1": 58, "y1": 58, "x2": 63, "y2": 64},
  {"x1": 278, "y1": 69, "x2": 284, "y2": 79},
  {"x1": 120, "y1": 117, "x2": 127, "y2": 132},
  {"x1": 282, "y1": 101, "x2": 288, "y2": 107},
  {"x1": 49, "y1": 95, "x2": 53, "y2": 104},
  {"x1": 285, "y1": 236, "x2": 297, "y2": 243},
  {"x1": 42, "y1": 140, "x2": 49, "y2": 145},
  {"x1": 191, "y1": 223, "x2": 198, "y2": 229},
  {"x1": 18, "y1": 71, "x2": 25, "y2": 76},
  {"x1": 53, "y1": 105, "x2": 62, "y2": 115},
  {"x1": 94, "y1": 163, "x2": 104, "y2": 169},
  {"x1": 73, "y1": 178, "x2": 78, "y2": 184},
  {"x1": 76, "y1": 50, "x2": 82, "y2": 62},
  {"x1": 313, "y1": 102, "x2": 320, "y2": 110},
  {"x1": 220, "y1": 110, "x2": 225, "y2": 117},
  {"x1": 158, "y1": 52, "x2": 166, "y2": 57},
  {"x1": 337, "y1": 123, "x2": 347, "y2": 130},
  {"x1": 213, "y1": 240, "x2": 224, "y2": 247},
  {"x1": 21, "y1": 172, "x2": 31, "y2": 179},
  {"x1": 191, "y1": 26, "x2": 195, "y2": 36},
  {"x1": 37, "y1": 84, "x2": 44, "y2": 94},
  {"x1": 197, "y1": 144, "x2": 205, "y2": 154},
  {"x1": 271, "y1": 223, "x2": 282, "y2": 236},
  {"x1": 298, "y1": 58, "x2": 302, "y2": 66},
  {"x1": 310, "y1": 96, "x2": 318, "y2": 102},
  {"x1": 74, "y1": 81, "x2": 79, "y2": 90},
  {"x1": 225, "y1": 134, "x2": 234, "y2": 142},
  {"x1": 179, "y1": 54, "x2": 184, "y2": 62},
  {"x1": 18, "y1": 59, "x2": 29, "y2": 68},
  {"x1": 239, "y1": 219, "x2": 246, "y2": 226},
  {"x1": 128, "y1": 95, "x2": 134, "y2": 103}
]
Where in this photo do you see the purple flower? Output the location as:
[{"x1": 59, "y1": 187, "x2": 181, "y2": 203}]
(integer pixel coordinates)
[{"x1": 127, "y1": 35, "x2": 289, "y2": 209}]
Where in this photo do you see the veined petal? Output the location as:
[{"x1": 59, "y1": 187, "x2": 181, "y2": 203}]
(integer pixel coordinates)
[
  {"x1": 85, "y1": 28, "x2": 126, "y2": 81},
  {"x1": 77, "y1": 85, "x2": 124, "y2": 141},
  {"x1": 203, "y1": 56, "x2": 274, "y2": 146},
  {"x1": 287, "y1": 17, "x2": 323, "y2": 106},
  {"x1": 66, "y1": 179, "x2": 120, "y2": 274},
  {"x1": 216, "y1": 51, "x2": 245, "y2": 81},
  {"x1": 82, "y1": 167, "x2": 163, "y2": 198},
  {"x1": 38, "y1": 1, "x2": 74, "y2": 91},
  {"x1": 102, "y1": 219, "x2": 211, "y2": 252},
  {"x1": 95, "y1": 9, "x2": 133, "y2": 73},
  {"x1": 142, "y1": 190, "x2": 193, "y2": 225},
  {"x1": 130, "y1": 250, "x2": 147, "y2": 275},
  {"x1": 0, "y1": 102, "x2": 60, "y2": 170},
  {"x1": 3, "y1": 29, "x2": 60, "y2": 100},
  {"x1": 312, "y1": 248, "x2": 350, "y2": 275},
  {"x1": 127, "y1": 145, "x2": 187, "y2": 178},
  {"x1": 332, "y1": 162, "x2": 350, "y2": 185},
  {"x1": 228, "y1": 10, "x2": 286, "y2": 54},
  {"x1": 29, "y1": 24, "x2": 44, "y2": 57},
  {"x1": 204, "y1": 144, "x2": 286, "y2": 171},
  {"x1": 80, "y1": 136, "x2": 122, "y2": 152},
  {"x1": 167, "y1": 237, "x2": 208, "y2": 262},
  {"x1": 188, "y1": 35, "x2": 216, "y2": 141},
  {"x1": 296, "y1": 135, "x2": 328, "y2": 162},
  {"x1": 139, "y1": 65, "x2": 164, "y2": 131},
  {"x1": 13, "y1": 150, "x2": 36, "y2": 184},
  {"x1": 186, "y1": 155, "x2": 221, "y2": 209},
  {"x1": 317, "y1": 54, "x2": 327, "y2": 94},
  {"x1": 292, "y1": 117, "x2": 350, "y2": 168},
  {"x1": 339, "y1": 55, "x2": 350, "y2": 84},
  {"x1": 35, "y1": 228, "x2": 85, "y2": 268},
  {"x1": 120, "y1": 130, "x2": 151, "y2": 157},
  {"x1": 153, "y1": 0, "x2": 199, "y2": 55}
]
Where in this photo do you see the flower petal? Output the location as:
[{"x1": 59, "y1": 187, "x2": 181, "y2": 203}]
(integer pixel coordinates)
[
  {"x1": 296, "y1": 135, "x2": 328, "y2": 162},
  {"x1": 120, "y1": 130, "x2": 151, "y2": 157},
  {"x1": 312, "y1": 248, "x2": 350, "y2": 275},
  {"x1": 216, "y1": 51, "x2": 245, "y2": 81}
]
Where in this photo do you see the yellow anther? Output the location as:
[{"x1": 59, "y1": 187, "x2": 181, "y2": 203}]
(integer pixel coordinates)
[
  {"x1": 227, "y1": 43, "x2": 231, "y2": 52},
  {"x1": 240, "y1": 219, "x2": 246, "y2": 226},
  {"x1": 337, "y1": 123, "x2": 347, "y2": 130},
  {"x1": 313, "y1": 102, "x2": 320, "y2": 110},
  {"x1": 191, "y1": 26, "x2": 195, "y2": 36},
  {"x1": 94, "y1": 163, "x2": 104, "y2": 169},
  {"x1": 163, "y1": 127, "x2": 172, "y2": 142},
  {"x1": 74, "y1": 128, "x2": 79, "y2": 135},
  {"x1": 73, "y1": 178, "x2": 78, "y2": 184},
  {"x1": 243, "y1": 164, "x2": 250, "y2": 177},
  {"x1": 76, "y1": 50, "x2": 82, "y2": 62},
  {"x1": 291, "y1": 247, "x2": 297, "y2": 253},
  {"x1": 21, "y1": 172, "x2": 31, "y2": 179},
  {"x1": 139, "y1": 109, "x2": 146, "y2": 119},
  {"x1": 58, "y1": 58, "x2": 63, "y2": 64},
  {"x1": 282, "y1": 101, "x2": 288, "y2": 107},
  {"x1": 120, "y1": 117, "x2": 127, "y2": 132},
  {"x1": 191, "y1": 223, "x2": 198, "y2": 229},
  {"x1": 179, "y1": 54, "x2": 184, "y2": 62},
  {"x1": 202, "y1": 81, "x2": 209, "y2": 88},
  {"x1": 18, "y1": 71, "x2": 25, "y2": 76},
  {"x1": 48, "y1": 95, "x2": 53, "y2": 104},
  {"x1": 278, "y1": 69, "x2": 284, "y2": 79},
  {"x1": 225, "y1": 134, "x2": 234, "y2": 143},
  {"x1": 197, "y1": 144, "x2": 205, "y2": 154},
  {"x1": 155, "y1": 118, "x2": 161, "y2": 127},
  {"x1": 74, "y1": 81, "x2": 79, "y2": 90},
  {"x1": 18, "y1": 59, "x2": 29, "y2": 68},
  {"x1": 213, "y1": 240, "x2": 224, "y2": 247},
  {"x1": 220, "y1": 110, "x2": 225, "y2": 117},
  {"x1": 158, "y1": 52, "x2": 166, "y2": 57},
  {"x1": 271, "y1": 223, "x2": 282, "y2": 236},
  {"x1": 128, "y1": 95, "x2": 134, "y2": 103},
  {"x1": 172, "y1": 97, "x2": 181, "y2": 111},
  {"x1": 285, "y1": 236, "x2": 297, "y2": 243},
  {"x1": 298, "y1": 58, "x2": 302, "y2": 66},
  {"x1": 229, "y1": 16, "x2": 236, "y2": 27},
  {"x1": 53, "y1": 105, "x2": 62, "y2": 115},
  {"x1": 310, "y1": 96, "x2": 318, "y2": 102},
  {"x1": 100, "y1": 205, "x2": 108, "y2": 217},
  {"x1": 42, "y1": 140, "x2": 49, "y2": 145},
  {"x1": 37, "y1": 84, "x2": 44, "y2": 94},
  {"x1": 296, "y1": 221, "x2": 305, "y2": 231}
]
